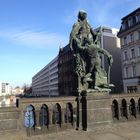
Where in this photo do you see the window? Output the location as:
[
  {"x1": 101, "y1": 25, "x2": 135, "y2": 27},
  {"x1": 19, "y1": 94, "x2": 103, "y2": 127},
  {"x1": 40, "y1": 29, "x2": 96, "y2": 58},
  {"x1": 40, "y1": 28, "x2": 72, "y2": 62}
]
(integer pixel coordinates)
[
  {"x1": 136, "y1": 13, "x2": 140, "y2": 23},
  {"x1": 2, "y1": 83, "x2": 5, "y2": 93},
  {"x1": 132, "y1": 65, "x2": 136, "y2": 77},
  {"x1": 124, "y1": 67, "x2": 128, "y2": 78},
  {"x1": 125, "y1": 20, "x2": 128, "y2": 28},
  {"x1": 121, "y1": 22, "x2": 126, "y2": 30},
  {"x1": 138, "y1": 31, "x2": 140, "y2": 40},
  {"x1": 123, "y1": 36, "x2": 127, "y2": 45},
  {"x1": 130, "y1": 33, "x2": 134, "y2": 42},
  {"x1": 127, "y1": 86, "x2": 137, "y2": 93},
  {"x1": 133, "y1": 16, "x2": 136, "y2": 24},
  {"x1": 131, "y1": 48, "x2": 135, "y2": 58},
  {"x1": 128, "y1": 18, "x2": 133, "y2": 27},
  {"x1": 123, "y1": 51, "x2": 128, "y2": 60},
  {"x1": 139, "y1": 47, "x2": 140, "y2": 56}
]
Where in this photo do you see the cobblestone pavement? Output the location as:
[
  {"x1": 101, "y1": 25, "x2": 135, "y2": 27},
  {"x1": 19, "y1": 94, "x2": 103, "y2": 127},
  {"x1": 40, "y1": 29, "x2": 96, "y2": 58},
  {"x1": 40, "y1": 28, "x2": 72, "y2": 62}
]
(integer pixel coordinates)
[{"x1": 1, "y1": 121, "x2": 140, "y2": 140}]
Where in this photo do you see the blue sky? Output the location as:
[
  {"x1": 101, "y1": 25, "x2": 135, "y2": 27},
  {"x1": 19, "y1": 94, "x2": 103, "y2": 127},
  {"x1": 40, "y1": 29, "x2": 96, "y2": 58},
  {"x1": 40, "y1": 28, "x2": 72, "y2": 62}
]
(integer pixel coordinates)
[{"x1": 0, "y1": 0, "x2": 140, "y2": 87}]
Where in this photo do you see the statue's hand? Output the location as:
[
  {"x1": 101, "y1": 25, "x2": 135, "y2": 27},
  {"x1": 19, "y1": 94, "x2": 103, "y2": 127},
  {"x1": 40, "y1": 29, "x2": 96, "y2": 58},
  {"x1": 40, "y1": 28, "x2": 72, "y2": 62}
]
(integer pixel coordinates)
[
  {"x1": 70, "y1": 47, "x2": 73, "y2": 51},
  {"x1": 108, "y1": 55, "x2": 113, "y2": 65},
  {"x1": 70, "y1": 48, "x2": 75, "y2": 55}
]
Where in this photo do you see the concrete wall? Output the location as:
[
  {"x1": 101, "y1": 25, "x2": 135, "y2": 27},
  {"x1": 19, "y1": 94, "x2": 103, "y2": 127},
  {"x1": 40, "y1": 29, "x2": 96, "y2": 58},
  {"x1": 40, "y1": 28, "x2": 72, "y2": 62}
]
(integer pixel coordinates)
[{"x1": 0, "y1": 107, "x2": 20, "y2": 131}]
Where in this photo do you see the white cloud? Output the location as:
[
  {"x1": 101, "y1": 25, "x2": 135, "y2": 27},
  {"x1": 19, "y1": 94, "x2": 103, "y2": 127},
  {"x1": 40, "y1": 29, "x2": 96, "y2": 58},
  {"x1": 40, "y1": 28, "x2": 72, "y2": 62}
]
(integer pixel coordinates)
[{"x1": 0, "y1": 29, "x2": 68, "y2": 49}]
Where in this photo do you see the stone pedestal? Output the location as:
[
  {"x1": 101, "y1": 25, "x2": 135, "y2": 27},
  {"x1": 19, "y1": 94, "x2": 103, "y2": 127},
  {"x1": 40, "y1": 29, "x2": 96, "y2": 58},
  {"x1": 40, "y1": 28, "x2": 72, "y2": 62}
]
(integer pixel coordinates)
[{"x1": 80, "y1": 91, "x2": 112, "y2": 130}]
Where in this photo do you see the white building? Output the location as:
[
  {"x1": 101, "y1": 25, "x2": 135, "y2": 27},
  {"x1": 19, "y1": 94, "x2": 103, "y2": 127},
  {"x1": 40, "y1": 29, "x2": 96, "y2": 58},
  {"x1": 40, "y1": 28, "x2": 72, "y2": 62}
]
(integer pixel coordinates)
[
  {"x1": 0, "y1": 82, "x2": 12, "y2": 96},
  {"x1": 118, "y1": 8, "x2": 140, "y2": 93},
  {"x1": 12, "y1": 87, "x2": 24, "y2": 95},
  {"x1": 32, "y1": 56, "x2": 58, "y2": 96}
]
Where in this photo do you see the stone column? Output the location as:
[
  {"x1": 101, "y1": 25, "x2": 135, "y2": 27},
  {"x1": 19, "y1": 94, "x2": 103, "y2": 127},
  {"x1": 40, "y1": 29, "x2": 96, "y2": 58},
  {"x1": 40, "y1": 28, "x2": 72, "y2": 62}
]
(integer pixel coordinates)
[
  {"x1": 117, "y1": 103, "x2": 121, "y2": 120},
  {"x1": 48, "y1": 109, "x2": 56, "y2": 133},
  {"x1": 35, "y1": 110, "x2": 40, "y2": 126},
  {"x1": 81, "y1": 91, "x2": 87, "y2": 131},
  {"x1": 134, "y1": 103, "x2": 137, "y2": 118},
  {"x1": 119, "y1": 104, "x2": 123, "y2": 118},
  {"x1": 119, "y1": 104, "x2": 123, "y2": 120},
  {"x1": 127, "y1": 104, "x2": 130, "y2": 119},
  {"x1": 111, "y1": 104, "x2": 114, "y2": 119},
  {"x1": 61, "y1": 109, "x2": 65, "y2": 124},
  {"x1": 136, "y1": 103, "x2": 140, "y2": 118},
  {"x1": 60, "y1": 109, "x2": 67, "y2": 130},
  {"x1": 49, "y1": 110, "x2": 53, "y2": 125},
  {"x1": 75, "y1": 93, "x2": 81, "y2": 130}
]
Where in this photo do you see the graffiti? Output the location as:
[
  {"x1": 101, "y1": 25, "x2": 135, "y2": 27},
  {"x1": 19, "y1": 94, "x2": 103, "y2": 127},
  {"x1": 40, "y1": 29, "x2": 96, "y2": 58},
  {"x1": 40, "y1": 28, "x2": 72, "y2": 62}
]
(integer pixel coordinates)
[{"x1": 24, "y1": 105, "x2": 35, "y2": 128}]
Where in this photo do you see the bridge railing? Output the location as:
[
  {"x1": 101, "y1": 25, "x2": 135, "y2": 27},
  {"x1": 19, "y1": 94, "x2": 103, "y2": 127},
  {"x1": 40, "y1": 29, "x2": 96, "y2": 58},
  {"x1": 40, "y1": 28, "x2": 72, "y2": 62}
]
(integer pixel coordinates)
[
  {"x1": 111, "y1": 93, "x2": 140, "y2": 122},
  {"x1": 18, "y1": 96, "x2": 77, "y2": 136}
]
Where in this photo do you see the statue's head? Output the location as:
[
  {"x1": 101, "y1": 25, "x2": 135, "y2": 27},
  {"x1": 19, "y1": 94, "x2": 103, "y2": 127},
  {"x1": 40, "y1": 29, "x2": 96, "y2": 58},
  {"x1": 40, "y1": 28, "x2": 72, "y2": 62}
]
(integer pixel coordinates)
[{"x1": 78, "y1": 10, "x2": 87, "y2": 21}]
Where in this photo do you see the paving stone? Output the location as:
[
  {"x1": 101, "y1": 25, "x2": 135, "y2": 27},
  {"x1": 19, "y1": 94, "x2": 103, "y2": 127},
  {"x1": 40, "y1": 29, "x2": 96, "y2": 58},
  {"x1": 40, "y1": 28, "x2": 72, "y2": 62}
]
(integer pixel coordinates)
[
  {"x1": 91, "y1": 132, "x2": 127, "y2": 140},
  {"x1": 1, "y1": 122, "x2": 140, "y2": 140},
  {"x1": 112, "y1": 126, "x2": 140, "y2": 139},
  {"x1": 133, "y1": 138, "x2": 140, "y2": 140}
]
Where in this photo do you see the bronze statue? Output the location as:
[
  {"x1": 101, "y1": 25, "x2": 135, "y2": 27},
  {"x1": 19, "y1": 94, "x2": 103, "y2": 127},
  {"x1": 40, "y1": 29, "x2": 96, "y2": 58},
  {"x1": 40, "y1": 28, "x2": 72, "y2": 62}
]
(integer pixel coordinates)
[{"x1": 70, "y1": 10, "x2": 113, "y2": 92}]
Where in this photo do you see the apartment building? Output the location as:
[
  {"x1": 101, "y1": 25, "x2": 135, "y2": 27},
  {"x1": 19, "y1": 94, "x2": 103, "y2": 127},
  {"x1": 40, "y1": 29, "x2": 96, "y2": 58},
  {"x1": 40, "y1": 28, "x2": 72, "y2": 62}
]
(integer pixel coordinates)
[
  {"x1": 32, "y1": 56, "x2": 59, "y2": 96},
  {"x1": 118, "y1": 7, "x2": 140, "y2": 93},
  {"x1": 0, "y1": 82, "x2": 12, "y2": 96}
]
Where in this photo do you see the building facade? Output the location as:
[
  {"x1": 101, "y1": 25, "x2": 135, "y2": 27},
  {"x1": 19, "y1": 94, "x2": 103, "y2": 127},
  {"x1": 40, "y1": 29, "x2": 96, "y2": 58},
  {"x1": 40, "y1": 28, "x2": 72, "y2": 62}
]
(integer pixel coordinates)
[
  {"x1": 118, "y1": 7, "x2": 140, "y2": 93},
  {"x1": 99, "y1": 26, "x2": 122, "y2": 93},
  {"x1": 32, "y1": 56, "x2": 59, "y2": 96},
  {"x1": 12, "y1": 87, "x2": 24, "y2": 95},
  {"x1": 58, "y1": 45, "x2": 77, "y2": 96},
  {"x1": 0, "y1": 81, "x2": 12, "y2": 96}
]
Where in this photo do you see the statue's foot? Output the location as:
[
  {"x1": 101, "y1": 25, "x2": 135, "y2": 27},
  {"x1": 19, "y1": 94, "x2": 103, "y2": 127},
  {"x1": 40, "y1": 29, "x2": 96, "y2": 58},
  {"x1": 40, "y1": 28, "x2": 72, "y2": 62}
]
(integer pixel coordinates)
[
  {"x1": 108, "y1": 84, "x2": 115, "y2": 87},
  {"x1": 85, "y1": 73, "x2": 92, "y2": 77},
  {"x1": 94, "y1": 85, "x2": 111, "y2": 92},
  {"x1": 85, "y1": 73, "x2": 92, "y2": 81},
  {"x1": 83, "y1": 73, "x2": 92, "y2": 83},
  {"x1": 94, "y1": 86, "x2": 101, "y2": 90}
]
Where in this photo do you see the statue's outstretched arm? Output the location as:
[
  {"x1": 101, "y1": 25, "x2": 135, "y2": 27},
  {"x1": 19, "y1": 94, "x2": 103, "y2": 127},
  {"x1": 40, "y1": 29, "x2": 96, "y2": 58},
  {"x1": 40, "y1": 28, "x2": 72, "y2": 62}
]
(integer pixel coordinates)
[{"x1": 98, "y1": 47, "x2": 113, "y2": 65}]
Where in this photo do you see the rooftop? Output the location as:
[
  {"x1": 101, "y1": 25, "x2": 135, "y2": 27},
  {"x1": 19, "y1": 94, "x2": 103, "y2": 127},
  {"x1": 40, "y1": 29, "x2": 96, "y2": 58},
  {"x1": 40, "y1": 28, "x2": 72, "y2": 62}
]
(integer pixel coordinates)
[{"x1": 121, "y1": 7, "x2": 140, "y2": 20}]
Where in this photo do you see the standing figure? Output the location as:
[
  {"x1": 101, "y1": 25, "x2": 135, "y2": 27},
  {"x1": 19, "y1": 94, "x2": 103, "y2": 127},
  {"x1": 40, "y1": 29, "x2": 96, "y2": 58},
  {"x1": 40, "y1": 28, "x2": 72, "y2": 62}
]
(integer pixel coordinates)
[
  {"x1": 70, "y1": 10, "x2": 96, "y2": 91},
  {"x1": 70, "y1": 10, "x2": 113, "y2": 92}
]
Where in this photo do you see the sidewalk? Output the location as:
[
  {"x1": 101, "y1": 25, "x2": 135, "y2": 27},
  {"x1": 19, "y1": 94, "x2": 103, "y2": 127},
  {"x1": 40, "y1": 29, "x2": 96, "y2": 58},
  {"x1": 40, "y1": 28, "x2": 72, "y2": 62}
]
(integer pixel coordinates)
[{"x1": 1, "y1": 121, "x2": 140, "y2": 140}]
